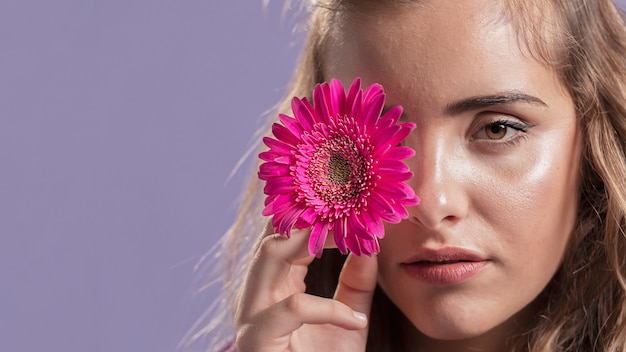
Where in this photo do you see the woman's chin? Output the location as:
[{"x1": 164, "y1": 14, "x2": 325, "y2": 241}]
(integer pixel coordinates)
[{"x1": 417, "y1": 324, "x2": 489, "y2": 341}]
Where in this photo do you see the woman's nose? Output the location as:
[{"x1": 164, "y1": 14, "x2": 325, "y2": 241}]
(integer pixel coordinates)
[{"x1": 405, "y1": 136, "x2": 469, "y2": 230}]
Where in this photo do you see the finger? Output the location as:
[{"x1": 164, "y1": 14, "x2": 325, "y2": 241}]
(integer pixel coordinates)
[
  {"x1": 237, "y1": 223, "x2": 315, "y2": 322},
  {"x1": 252, "y1": 226, "x2": 315, "y2": 288},
  {"x1": 237, "y1": 292, "x2": 367, "y2": 347},
  {"x1": 333, "y1": 253, "x2": 378, "y2": 322}
]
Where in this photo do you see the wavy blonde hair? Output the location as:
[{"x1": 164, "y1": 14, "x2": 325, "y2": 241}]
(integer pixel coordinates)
[{"x1": 184, "y1": 0, "x2": 626, "y2": 351}]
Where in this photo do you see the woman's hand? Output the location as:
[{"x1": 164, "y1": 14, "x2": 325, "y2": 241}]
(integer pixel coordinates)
[{"x1": 235, "y1": 222, "x2": 378, "y2": 351}]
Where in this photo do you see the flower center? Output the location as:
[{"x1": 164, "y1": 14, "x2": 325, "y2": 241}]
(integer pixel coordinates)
[
  {"x1": 328, "y1": 154, "x2": 351, "y2": 185},
  {"x1": 304, "y1": 136, "x2": 368, "y2": 206}
]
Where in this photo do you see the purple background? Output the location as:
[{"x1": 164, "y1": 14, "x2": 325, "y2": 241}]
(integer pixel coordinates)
[
  {"x1": 0, "y1": 1, "x2": 302, "y2": 351},
  {"x1": 1, "y1": 1, "x2": 624, "y2": 351}
]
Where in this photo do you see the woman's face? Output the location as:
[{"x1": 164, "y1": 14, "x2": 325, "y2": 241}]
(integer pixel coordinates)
[{"x1": 324, "y1": 0, "x2": 581, "y2": 346}]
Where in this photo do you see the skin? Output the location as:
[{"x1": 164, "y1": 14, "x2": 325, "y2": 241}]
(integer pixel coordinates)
[{"x1": 236, "y1": 0, "x2": 582, "y2": 351}]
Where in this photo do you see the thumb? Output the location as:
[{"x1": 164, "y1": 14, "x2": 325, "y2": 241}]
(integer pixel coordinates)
[{"x1": 333, "y1": 252, "x2": 378, "y2": 322}]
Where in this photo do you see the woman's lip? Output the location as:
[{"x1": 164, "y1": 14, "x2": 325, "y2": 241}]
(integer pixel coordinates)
[
  {"x1": 401, "y1": 247, "x2": 490, "y2": 285},
  {"x1": 401, "y1": 247, "x2": 487, "y2": 264},
  {"x1": 402, "y1": 260, "x2": 489, "y2": 286}
]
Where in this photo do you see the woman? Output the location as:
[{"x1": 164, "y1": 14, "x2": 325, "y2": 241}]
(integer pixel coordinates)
[{"x1": 196, "y1": 0, "x2": 626, "y2": 351}]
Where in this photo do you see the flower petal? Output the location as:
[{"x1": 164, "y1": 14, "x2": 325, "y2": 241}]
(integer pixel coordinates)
[
  {"x1": 378, "y1": 105, "x2": 403, "y2": 127},
  {"x1": 376, "y1": 159, "x2": 412, "y2": 173},
  {"x1": 382, "y1": 146, "x2": 415, "y2": 160},
  {"x1": 262, "y1": 194, "x2": 295, "y2": 216},
  {"x1": 350, "y1": 90, "x2": 363, "y2": 119},
  {"x1": 309, "y1": 221, "x2": 331, "y2": 257},
  {"x1": 294, "y1": 218, "x2": 312, "y2": 229},
  {"x1": 345, "y1": 78, "x2": 362, "y2": 113},
  {"x1": 300, "y1": 207, "x2": 318, "y2": 224},
  {"x1": 359, "y1": 211, "x2": 385, "y2": 238},
  {"x1": 348, "y1": 213, "x2": 374, "y2": 240},
  {"x1": 359, "y1": 237, "x2": 379, "y2": 256},
  {"x1": 291, "y1": 97, "x2": 315, "y2": 130},
  {"x1": 259, "y1": 162, "x2": 291, "y2": 178},
  {"x1": 279, "y1": 113, "x2": 304, "y2": 136},
  {"x1": 345, "y1": 231, "x2": 362, "y2": 256},
  {"x1": 388, "y1": 199, "x2": 409, "y2": 220},
  {"x1": 333, "y1": 219, "x2": 348, "y2": 254},
  {"x1": 374, "y1": 181, "x2": 414, "y2": 200},
  {"x1": 375, "y1": 160, "x2": 411, "y2": 175},
  {"x1": 313, "y1": 82, "x2": 332, "y2": 125},
  {"x1": 330, "y1": 79, "x2": 347, "y2": 117},
  {"x1": 372, "y1": 125, "x2": 400, "y2": 148},
  {"x1": 276, "y1": 204, "x2": 306, "y2": 236},
  {"x1": 367, "y1": 191, "x2": 400, "y2": 223},
  {"x1": 259, "y1": 150, "x2": 292, "y2": 164},
  {"x1": 263, "y1": 136, "x2": 295, "y2": 154},
  {"x1": 272, "y1": 122, "x2": 301, "y2": 146},
  {"x1": 362, "y1": 93, "x2": 385, "y2": 129},
  {"x1": 386, "y1": 123, "x2": 416, "y2": 146},
  {"x1": 258, "y1": 150, "x2": 279, "y2": 162},
  {"x1": 400, "y1": 193, "x2": 420, "y2": 207},
  {"x1": 362, "y1": 83, "x2": 384, "y2": 105},
  {"x1": 378, "y1": 171, "x2": 413, "y2": 182},
  {"x1": 264, "y1": 176, "x2": 296, "y2": 194}
]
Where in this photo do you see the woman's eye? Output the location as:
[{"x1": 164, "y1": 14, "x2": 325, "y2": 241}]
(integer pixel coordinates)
[
  {"x1": 474, "y1": 120, "x2": 532, "y2": 142},
  {"x1": 484, "y1": 123, "x2": 512, "y2": 140}
]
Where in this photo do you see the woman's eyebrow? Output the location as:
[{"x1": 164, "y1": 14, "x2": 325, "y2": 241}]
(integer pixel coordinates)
[{"x1": 444, "y1": 92, "x2": 548, "y2": 115}]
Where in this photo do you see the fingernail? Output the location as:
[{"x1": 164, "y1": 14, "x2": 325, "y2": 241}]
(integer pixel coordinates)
[{"x1": 353, "y1": 311, "x2": 367, "y2": 323}]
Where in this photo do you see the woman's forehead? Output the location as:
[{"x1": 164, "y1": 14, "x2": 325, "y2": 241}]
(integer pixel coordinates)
[
  {"x1": 323, "y1": 1, "x2": 516, "y2": 76},
  {"x1": 323, "y1": 0, "x2": 564, "y2": 68}
]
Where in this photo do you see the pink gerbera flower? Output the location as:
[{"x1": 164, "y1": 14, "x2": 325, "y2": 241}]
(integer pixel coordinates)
[{"x1": 258, "y1": 78, "x2": 419, "y2": 257}]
